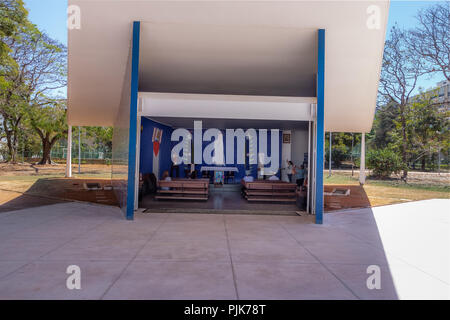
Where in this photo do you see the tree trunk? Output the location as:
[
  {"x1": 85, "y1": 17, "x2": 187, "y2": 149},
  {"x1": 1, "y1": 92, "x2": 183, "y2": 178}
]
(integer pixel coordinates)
[
  {"x1": 400, "y1": 111, "x2": 408, "y2": 181},
  {"x1": 39, "y1": 140, "x2": 51, "y2": 165},
  {"x1": 38, "y1": 133, "x2": 59, "y2": 165},
  {"x1": 2, "y1": 116, "x2": 22, "y2": 164},
  {"x1": 11, "y1": 126, "x2": 19, "y2": 163},
  {"x1": 39, "y1": 135, "x2": 52, "y2": 165},
  {"x1": 421, "y1": 158, "x2": 426, "y2": 171},
  {"x1": 2, "y1": 118, "x2": 13, "y2": 162}
]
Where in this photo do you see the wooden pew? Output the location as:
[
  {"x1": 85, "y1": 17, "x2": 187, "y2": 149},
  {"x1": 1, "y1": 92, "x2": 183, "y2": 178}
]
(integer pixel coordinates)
[
  {"x1": 155, "y1": 179, "x2": 209, "y2": 201},
  {"x1": 244, "y1": 181, "x2": 296, "y2": 202}
]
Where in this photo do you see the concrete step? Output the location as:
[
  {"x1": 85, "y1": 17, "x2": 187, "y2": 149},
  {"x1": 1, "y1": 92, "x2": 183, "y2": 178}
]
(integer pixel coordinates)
[{"x1": 210, "y1": 183, "x2": 241, "y2": 193}]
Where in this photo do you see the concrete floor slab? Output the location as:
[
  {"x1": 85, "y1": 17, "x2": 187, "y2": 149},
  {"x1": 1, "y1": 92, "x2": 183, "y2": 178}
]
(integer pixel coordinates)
[
  {"x1": 8, "y1": 217, "x2": 106, "y2": 240},
  {"x1": 103, "y1": 261, "x2": 237, "y2": 300},
  {"x1": 300, "y1": 241, "x2": 392, "y2": 265},
  {"x1": 85, "y1": 219, "x2": 165, "y2": 240},
  {"x1": 0, "y1": 261, "x2": 29, "y2": 278},
  {"x1": 0, "y1": 260, "x2": 128, "y2": 300},
  {"x1": 233, "y1": 262, "x2": 357, "y2": 300},
  {"x1": 152, "y1": 221, "x2": 227, "y2": 241},
  {"x1": 282, "y1": 224, "x2": 363, "y2": 244},
  {"x1": 41, "y1": 234, "x2": 148, "y2": 262},
  {"x1": 0, "y1": 237, "x2": 65, "y2": 262},
  {"x1": 226, "y1": 222, "x2": 294, "y2": 242},
  {"x1": 228, "y1": 239, "x2": 317, "y2": 263},
  {"x1": 0, "y1": 200, "x2": 448, "y2": 299},
  {"x1": 324, "y1": 263, "x2": 399, "y2": 300},
  {"x1": 135, "y1": 239, "x2": 231, "y2": 262},
  {"x1": 326, "y1": 260, "x2": 450, "y2": 300}
]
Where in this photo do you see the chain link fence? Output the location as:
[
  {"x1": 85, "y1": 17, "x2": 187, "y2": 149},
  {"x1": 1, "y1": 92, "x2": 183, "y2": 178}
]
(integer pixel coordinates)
[{"x1": 13, "y1": 146, "x2": 112, "y2": 164}]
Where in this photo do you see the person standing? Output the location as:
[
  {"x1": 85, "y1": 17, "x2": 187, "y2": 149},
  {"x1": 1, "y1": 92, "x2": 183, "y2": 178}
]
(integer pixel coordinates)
[
  {"x1": 189, "y1": 163, "x2": 197, "y2": 179},
  {"x1": 170, "y1": 156, "x2": 180, "y2": 178},
  {"x1": 286, "y1": 160, "x2": 295, "y2": 183},
  {"x1": 295, "y1": 165, "x2": 306, "y2": 187}
]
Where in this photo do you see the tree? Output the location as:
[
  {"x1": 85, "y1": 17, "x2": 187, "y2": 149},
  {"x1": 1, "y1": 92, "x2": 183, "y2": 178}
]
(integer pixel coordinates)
[
  {"x1": 0, "y1": 0, "x2": 27, "y2": 64},
  {"x1": 372, "y1": 102, "x2": 399, "y2": 149},
  {"x1": 408, "y1": 90, "x2": 449, "y2": 170},
  {"x1": 378, "y1": 25, "x2": 424, "y2": 180},
  {"x1": 408, "y1": 3, "x2": 450, "y2": 81},
  {"x1": 0, "y1": 21, "x2": 66, "y2": 162},
  {"x1": 26, "y1": 100, "x2": 67, "y2": 164},
  {"x1": 0, "y1": 1, "x2": 27, "y2": 163},
  {"x1": 325, "y1": 132, "x2": 357, "y2": 168},
  {"x1": 367, "y1": 148, "x2": 403, "y2": 178},
  {"x1": 85, "y1": 127, "x2": 113, "y2": 153}
]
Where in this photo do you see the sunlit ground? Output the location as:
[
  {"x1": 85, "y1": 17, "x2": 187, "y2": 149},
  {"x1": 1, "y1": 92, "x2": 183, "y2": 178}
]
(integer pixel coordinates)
[{"x1": 368, "y1": 199, "x2": 449, "y2": 299}]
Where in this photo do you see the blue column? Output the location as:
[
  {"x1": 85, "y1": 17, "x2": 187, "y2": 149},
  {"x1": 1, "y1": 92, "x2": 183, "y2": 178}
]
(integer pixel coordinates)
[
  {"x1": 315, "y1": 29, "x2": 325, "y2": 224},
  {"x1": 126, "y1": 21, "x2": 141, "y2": 220}
]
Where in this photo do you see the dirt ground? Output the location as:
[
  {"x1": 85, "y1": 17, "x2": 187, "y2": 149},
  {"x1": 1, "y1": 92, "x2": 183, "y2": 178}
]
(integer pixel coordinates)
[
  {"x1": 0, "y1": 163, "x2": 111, "y2": 178},
  {"x1": 0, "y1": 163, "x2": 448, "y2": 213},
  {"x1": 323, "y1": 169, "x2": 449, "y2": 209},
  {"x1": 0, "y1": 163, "x2": 117, "y2": 212}
]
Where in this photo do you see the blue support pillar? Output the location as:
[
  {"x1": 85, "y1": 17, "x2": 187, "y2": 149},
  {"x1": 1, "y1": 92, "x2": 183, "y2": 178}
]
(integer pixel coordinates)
[
  {"x1": 126, "y1": 21, "x2": 141, "y2": 220},
  {"x1": 315, "y1": 29, "x2": 325, "y2": 224}
]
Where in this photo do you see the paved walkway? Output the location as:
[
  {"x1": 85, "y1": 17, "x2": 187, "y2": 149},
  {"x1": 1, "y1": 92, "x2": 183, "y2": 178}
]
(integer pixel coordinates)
[{"x1": 0, "y1": 199, "x2": 448, "y2": 299}]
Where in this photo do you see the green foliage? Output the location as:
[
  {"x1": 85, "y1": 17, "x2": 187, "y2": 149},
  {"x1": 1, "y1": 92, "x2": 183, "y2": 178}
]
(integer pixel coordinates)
[
  {"x1": 372, "y1": 102, "x2": 399, "y2": 149},
  {"x1": 0, "y1": 5, "x2": 66, "y2": 163},
  {"x1": 324, "y1": 132, "x2": 365, "y2": 168},
  {"x1": 26, "y1": 100, "x2": 67, "y2": 139},
  {"x1": 85, "y1": 127, "x2": 113, "y2": 153},
  {"x1": 367, "y1": 148, "x2": 403, "y2": 177},
  {"x1": 373, "y1": 88, "x2": 449, "y2": 172},
  {"x1": 325, "y1": 143, "x2": 348, "y2": 168},
  {"x1": 374, "y1": 4, "x2": 450, "y2": 177},
  {"x1": 25, "y1": 100, "x2": 67, "y2": 164},
  {"x1": 0, "y1": 0, "x2": 27, "y2": 63},
  {"x1": 408, "y1": 90, "x2": 449, "y2": 165}
]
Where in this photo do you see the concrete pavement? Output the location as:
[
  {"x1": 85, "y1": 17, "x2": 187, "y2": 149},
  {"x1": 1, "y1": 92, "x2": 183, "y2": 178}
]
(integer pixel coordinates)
[{"x1": 0, "y1": 199, "x2": 448, "y2": 299}]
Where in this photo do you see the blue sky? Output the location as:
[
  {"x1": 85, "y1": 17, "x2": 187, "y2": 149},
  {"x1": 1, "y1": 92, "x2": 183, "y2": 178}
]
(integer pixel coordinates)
[{"x1": 23, "y1": 0, "x2": 446, "y2": 95}]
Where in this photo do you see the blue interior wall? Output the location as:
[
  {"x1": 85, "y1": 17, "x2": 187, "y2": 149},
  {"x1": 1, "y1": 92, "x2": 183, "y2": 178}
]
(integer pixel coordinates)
[
  {"x1": 140, "y1": 118, "x2": 174, "y2": 180},
  {"x1": 140, "y1": 121, "x2": 282, "y2": 182},
  {"x1": 184, "y1": 129, "x2": 281, "y2": 181}
]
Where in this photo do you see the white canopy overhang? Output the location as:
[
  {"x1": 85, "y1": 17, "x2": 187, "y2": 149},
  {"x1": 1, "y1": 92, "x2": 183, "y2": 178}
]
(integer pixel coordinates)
[{"x1": 67, "y1": 0, "x2": 390, "y2": 132}]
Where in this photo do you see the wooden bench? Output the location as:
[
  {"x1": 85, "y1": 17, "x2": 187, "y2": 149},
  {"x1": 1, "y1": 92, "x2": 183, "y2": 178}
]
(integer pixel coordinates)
[
  {"x1": 155, "y1": 179, "x2": 209, "y2": 201},
  {"x1": 244, "y1": 181, "x2": 296, "y2": 202}
]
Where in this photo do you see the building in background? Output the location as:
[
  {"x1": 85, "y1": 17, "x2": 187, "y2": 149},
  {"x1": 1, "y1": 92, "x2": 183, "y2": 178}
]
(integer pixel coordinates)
[{"x1": 435, "y1": 80, "x2": 450, "y2": 105}]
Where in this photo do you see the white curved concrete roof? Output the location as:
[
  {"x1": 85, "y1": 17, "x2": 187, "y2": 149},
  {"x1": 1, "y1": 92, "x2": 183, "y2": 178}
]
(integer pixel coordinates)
[{"x1": 67, "y1": 0, "x2": 389, "y2": 132}]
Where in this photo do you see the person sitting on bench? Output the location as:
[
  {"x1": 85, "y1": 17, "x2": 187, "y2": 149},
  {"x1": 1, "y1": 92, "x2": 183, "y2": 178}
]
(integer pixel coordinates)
[
  {"x1": 268, "y1": 174, "x2": 280, "y2": 181},
  {"x1": 241, "y1": 171, "x2": 254, "y2": 194},
  {"x1": 170, "y1": 156, "x2": 180, "y2": 178},
  {"x1": 160, "y1": 170, "x2": 172, "y2": 190},
  {"x1": 188, "y1": 163, "x2": 197, "y2": 179},
  {"x1": 242, "y1": 174, "x2": 254, "y2": 183}
]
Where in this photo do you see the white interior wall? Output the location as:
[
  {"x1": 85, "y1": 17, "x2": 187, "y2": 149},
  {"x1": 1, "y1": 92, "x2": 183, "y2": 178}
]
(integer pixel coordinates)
[
  {"x1": 281, "y1": 130, "x2": 292, "y2": 182},
  {"x1": 291, "y1": 129, "x2": 309, "y2": 168}
]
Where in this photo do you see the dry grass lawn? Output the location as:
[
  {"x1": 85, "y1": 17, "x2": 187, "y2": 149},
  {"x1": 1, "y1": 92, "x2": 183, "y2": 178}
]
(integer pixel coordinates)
[
  {"x1": 324, "y1": 170, "x2": 449, "y2": 208},
  {"x1": 0, "y1": 163, "x2": 115, "y2": 212}
]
